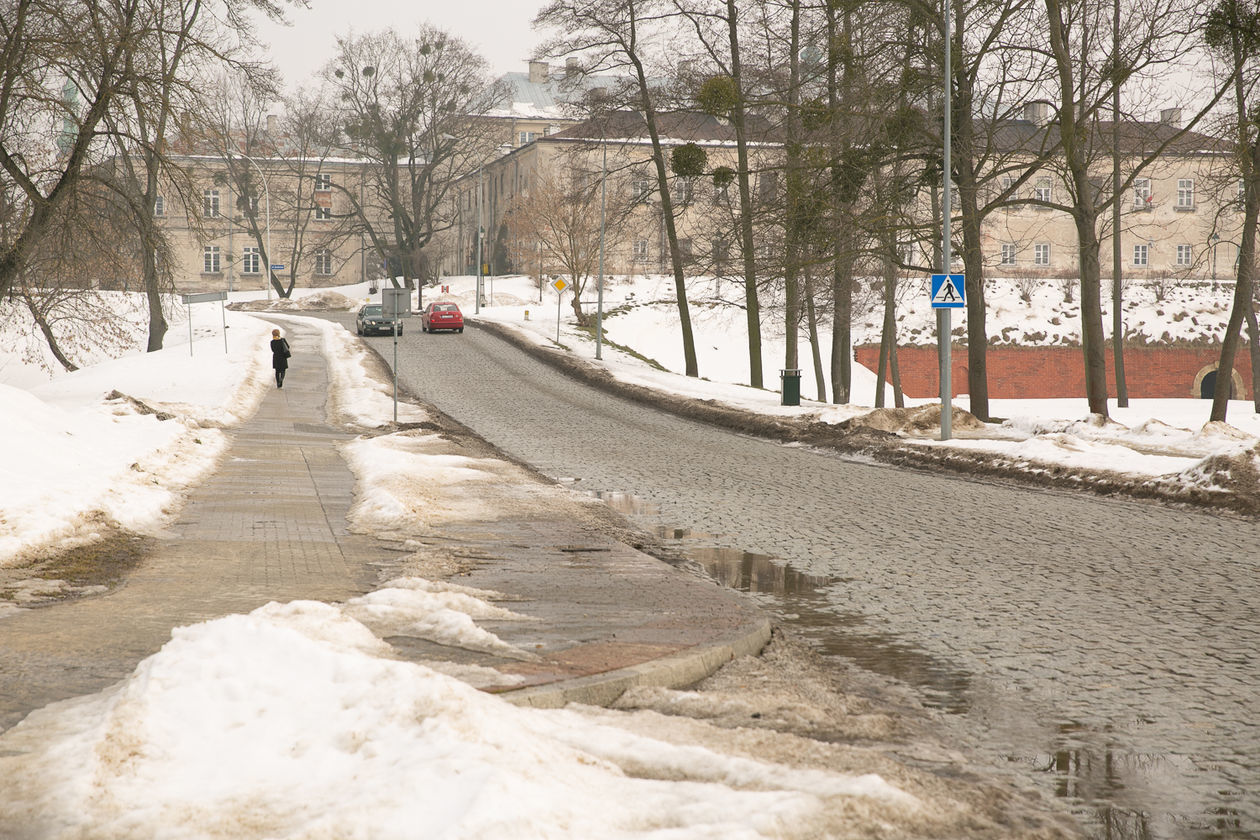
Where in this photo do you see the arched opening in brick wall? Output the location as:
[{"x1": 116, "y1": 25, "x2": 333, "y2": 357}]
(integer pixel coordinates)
[{"x1": 1193, "y1": 363, "x2": 1245, "y2": 400}]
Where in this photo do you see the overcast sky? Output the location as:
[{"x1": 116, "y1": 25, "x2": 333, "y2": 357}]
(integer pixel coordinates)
[{"x1": 254, "y1": 0, "x2": 552, "y2": 90}]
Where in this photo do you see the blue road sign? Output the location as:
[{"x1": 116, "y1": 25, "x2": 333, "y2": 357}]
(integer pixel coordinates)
[{"x1": 930, "y1": 273, "x2": 965, "y2": 309}]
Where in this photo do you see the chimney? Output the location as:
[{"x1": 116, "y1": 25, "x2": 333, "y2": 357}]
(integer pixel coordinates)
[
  {"x1": 1024, "y1": 101, "x2": 1051, "y2": 125},
  {"x1": 565, "y1": 57, "x2": 580, "y2": 77},
  {"x1": 528, "y1": 61, "x2": 549, "y2": 84},
  {"x1": 1160, "y1": 107, "x2": 1182, "y2": 128},
  {"x1": 266, "y1": 114, "x2": 278, "y2": 134}
]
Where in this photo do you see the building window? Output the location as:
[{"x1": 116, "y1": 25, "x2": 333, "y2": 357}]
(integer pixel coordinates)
[
  {"x1": 678, "y1": 237, "x2": 694, "y2": 263},
  {"x1": 632, "y1": 239, "x2": 649, "y2": 262},
  {"x1": 315, "y1": 173, "x2": 331, "y2": 191},
  {"x1": 314, "y1": 249, "x2": 333, "y2": 276},
  {"x1": 1133, "y1": 178, "x2": 1152, "y2": 209},
  {"x1": 203, "y1": 245, "x2": 220, "y2": 273},
  {"x1": 242, "y1": 246, "x2": 260, "y2": 274},
  {"x1": 676, "y1": 178, "x2": 694, "y2": 204},
  {"x1": 1238, "y1": 179, "x2": 1247, "y2": 205},
  {"x1": 1133, "y1": 243, "x2": 1149, "y2": 266},
  {"x1": 1000, "y1": 243, "x2": 1017, "y2": 265},
  {"x1": 154, "y1": 195, "x2": 165, "y2": 217},
  {"x1": 1033, "y1": 177, "x2": 1052, "y2": 206},
  {"x1": 203, "y1": 189, "x2": 220, "y2": 218},
  {"x1": 518, "y1": 131, "x2": 537, "y2": 145},
  {"x1": 1176, "y1": 244, "x2": 1193, "y2": 266},
  {"x1": 757, "y1": 172, "x2": 778, "y2": 202},
  {"x1": 633, "y1": 175, "x2": 655, "y2": 199},
  {"x1": 315, "y1": 204, "x2": 331, "y2": 221},
  {"x1": 1176, "y1": 178, "x2": 1195, "y2": 210},
  {"x1": 713, "y1": 182, "x2": 729, "y2": 205},
  {"x1": 713, "y1": 237, "x2": 730, "y2": 270},
  {"x1": 1034, "y1": 243, "x2": 1050, "y2": 266}
]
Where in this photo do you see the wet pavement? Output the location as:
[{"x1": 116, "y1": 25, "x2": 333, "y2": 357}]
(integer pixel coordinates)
[
  {"x1": 349, "y1": 314, "x2": 1260, "y2": 840},
  {"x1": 0, "y1": 320, "x2": 769, "y2": 731}
]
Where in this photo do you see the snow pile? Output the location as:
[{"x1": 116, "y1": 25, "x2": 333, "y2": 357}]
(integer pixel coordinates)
[
  {"x1": 0, "y1": 595, "x2": 917, "y2": 840},
  {"x1": 0, "y1": 307, "x2": 273, "y2": 568}
]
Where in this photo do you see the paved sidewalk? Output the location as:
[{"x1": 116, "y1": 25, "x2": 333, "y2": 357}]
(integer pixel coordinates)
[{"x1": 0, "y1": 321, "x2": 768, "y2": 729}]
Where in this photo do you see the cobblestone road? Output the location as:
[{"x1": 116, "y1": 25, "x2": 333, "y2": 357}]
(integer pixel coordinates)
[{"x1": 345, "y1": 316, "x2": 1259, "y2": 840}]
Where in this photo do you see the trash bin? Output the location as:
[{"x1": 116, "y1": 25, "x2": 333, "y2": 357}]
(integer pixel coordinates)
[{"x1": 780, "y1": 368, "x2": 801, "y2": 406}]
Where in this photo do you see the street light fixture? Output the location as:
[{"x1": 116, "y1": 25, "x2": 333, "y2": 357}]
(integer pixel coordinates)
[{"x1": 227, "y1": 148, "x2": 272, "y2": 301}]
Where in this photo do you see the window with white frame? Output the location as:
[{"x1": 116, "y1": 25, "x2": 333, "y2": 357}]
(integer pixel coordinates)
[
  {"x1": 633, "y1": 175, "x2": 654, "y2": 198},
  {"x1": 1000, "y1": 243, "x2": 1017, "y2": 265},
  {"x1": 314, "y1": 249, "x2": 333, "y2": 276},
  {"x1": 154, "y1": 195, "x2": 165, "y2": 217},
  {"x1": 632, "y1": 239, "x2": 649, "y2": 261},
  {"x1": 242, "y1": 246, "x2": 260, "y2": 274},
  {"x1": 518, "y1": 131, "x2": 537, "y2": 145},
  {"x1": 1176, "y1": 178, "x2": 1195, "y2": 209},
  {"x1": 1133, "y1": 243, "x2": 1149, "y2": 266},
  {"x1": 1034, "y1": 243, "x2": 1050, "y2": 266},
  {"x1": 315, "y1": 173, "x2": 332, "y2": 191},
  {"x1": 1176, "y1": 244, "x2": 1193, "y2": 266},
  {"x1": 1034, "y1": 177, "x2": 1052, "y2": 205},
  {"x1": 203, "y1": 245, "x2": 221, "y2": 273},
  {"x1": 1239, "y1": 179, "x2": 1248, "y2": 204},
  {"x1": 1133, "y1": 178, "x2": 1152, "y2": 209},
  {"x1": 315, "y1": 204, "x2": 331, "y2": 220},
  {"x1": 203, "y1": 189, "x2": 220, "y2": 217}
]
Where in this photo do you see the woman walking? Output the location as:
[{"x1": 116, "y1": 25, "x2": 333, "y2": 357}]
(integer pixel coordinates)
[{"x1": 270, "y1": 328, "x2": 291, "y2": 388}]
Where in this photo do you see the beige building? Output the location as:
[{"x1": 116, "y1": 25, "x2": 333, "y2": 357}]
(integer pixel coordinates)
[
  {"x1": 450, "y1": 110, "x2": 779, "y2": 279},
  {"x1": 158, "y1": 149, "x2": 378, "y2": 294},
  {"x1": 978, "y1": 105, "x2": 1238, "y2": 281}
]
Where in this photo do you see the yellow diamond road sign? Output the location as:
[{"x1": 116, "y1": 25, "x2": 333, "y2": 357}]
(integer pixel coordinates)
[{"x1": 551, "y1": 278, "x2": 569, "y2": 294}]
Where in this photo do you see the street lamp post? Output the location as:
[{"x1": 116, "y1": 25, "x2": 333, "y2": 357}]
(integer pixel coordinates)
[
  {"x1": 596, "y1": 140, "x2": 607, "y2": 360},
  {"x1": 1212, "y1": 233, "x2": 1221, "y2": 286},
  {"x1": 476, "y1": 164, "x2": 483, "y2": 315},
  {"x1": 228, "y1": 148, "x2": 272, "y2": 300},
  {"x1": 938, "y1": 0, "x2": 953, "y2": 441}
]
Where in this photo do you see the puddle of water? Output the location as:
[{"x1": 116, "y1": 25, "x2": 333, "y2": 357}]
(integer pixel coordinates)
[
  {"x1": 589, "y1": 489, "x2": 1255, "y2": 840},
  {"x1": 588, "y1": 489, "x2": 973, "y2": 713}
]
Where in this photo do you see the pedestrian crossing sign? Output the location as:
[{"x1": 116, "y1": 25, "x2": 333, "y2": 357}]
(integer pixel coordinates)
[{"x1": 930, "y1": 274, "x2": 965, "y2": 309}]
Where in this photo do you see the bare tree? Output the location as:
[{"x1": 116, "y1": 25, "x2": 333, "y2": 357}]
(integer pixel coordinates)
[
  {"x1": 321, "y1": 25, "x2": 506, "y2": 297},
  {"x1": 0, "y1": 0, "x2": 293, "y2": 306},
  {"x1": 1206, "y1": 0, "x2": 1260, "y2": 420},
  {"x1": 675, "y1": 0, "x2": 767, "y2": 388},
  {"x1": 1041, "y1": 0, "x2": 1230, "y2": 417},
  {"x1": 537, "y1": 0, "x2": 701, "y2": 377},
  {"x1": 504, "y1": 149, "x2": 632, "y2": 324}
]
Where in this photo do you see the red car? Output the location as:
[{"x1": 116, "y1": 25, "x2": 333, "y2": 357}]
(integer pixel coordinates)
[{"x1": 421, "y1": 302, "x2": 464, "y2": 333}]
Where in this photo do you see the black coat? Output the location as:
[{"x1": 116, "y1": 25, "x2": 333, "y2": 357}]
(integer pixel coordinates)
[{"x1": 270, "y1": 337, "x2": 290, "y2": 371}]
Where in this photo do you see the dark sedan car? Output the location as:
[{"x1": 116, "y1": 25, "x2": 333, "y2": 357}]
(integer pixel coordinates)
[
  {"x1": 355, "y1": 304, "x2": 402, "y2": 336},
  {"x1": 421, "y1": 302, "x2": 464, "y2": 333}
]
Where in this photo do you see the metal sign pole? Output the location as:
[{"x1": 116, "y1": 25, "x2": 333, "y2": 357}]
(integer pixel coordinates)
[
  {"x1": 221, "y1": 301, "x2": 228, "y2": 353},
  {"x1": 940, "y1": 0, "x2": 953, "y2": 442},
  {"x1": 393, "y1": 322, "x2": 399, "y2": 424},
  {"x1": 187, "y1": 302, "x2": 193, "y2": 357}
]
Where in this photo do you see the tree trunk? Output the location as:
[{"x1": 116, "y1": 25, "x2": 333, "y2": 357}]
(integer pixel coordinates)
[
  {"x1": 1246, "y1": 294, "x2": 1260, "y2": 414},
  {"x1": 22, "y1": 294, "x2": 77, "y2": 372},
  {"x1": 1110, "y1": 0, "x2": 1128, "y2": 406},
  {"x1": 725, "y1": 0, "x2": 762, "y2": 388},
  {"x1": 782, "y1": 0, "x2": 802, "y2": 375},
  {"x1": 805, "y1": 273, "x2": 826, "y2": 402},
  {"x1": 1212, "y1": 174, "x2": 1258, "y2": 421},
  {"x1": 951, "y1": 4, "x2": 991, "y2": 422},
  {"x1": 830, "y1": 242, "x2": 855, "y2": 403}
]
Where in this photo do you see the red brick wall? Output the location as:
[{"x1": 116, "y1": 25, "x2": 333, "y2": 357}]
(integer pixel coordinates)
[{"x1": 855, "y1": 345, "x2": 1255, "y2": 400}]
